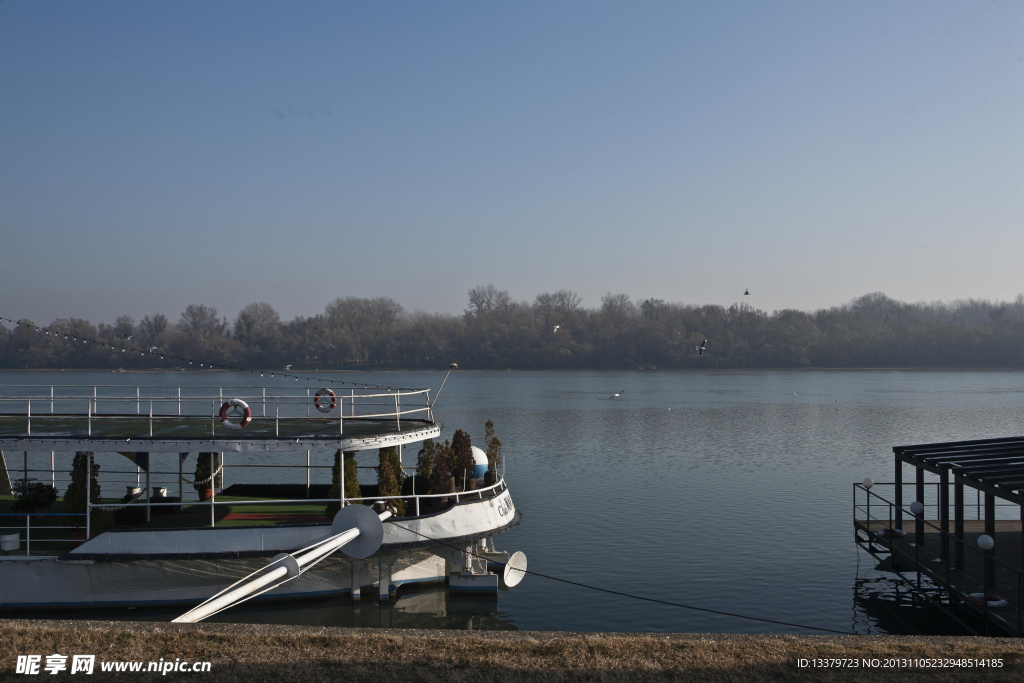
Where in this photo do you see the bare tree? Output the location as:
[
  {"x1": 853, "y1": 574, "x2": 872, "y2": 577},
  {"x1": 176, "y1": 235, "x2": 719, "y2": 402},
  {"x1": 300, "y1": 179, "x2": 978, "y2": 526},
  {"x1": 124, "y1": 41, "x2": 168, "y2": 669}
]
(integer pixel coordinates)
[{"x1": 178, "y1": 304, "x2": 226, "y2": 339}]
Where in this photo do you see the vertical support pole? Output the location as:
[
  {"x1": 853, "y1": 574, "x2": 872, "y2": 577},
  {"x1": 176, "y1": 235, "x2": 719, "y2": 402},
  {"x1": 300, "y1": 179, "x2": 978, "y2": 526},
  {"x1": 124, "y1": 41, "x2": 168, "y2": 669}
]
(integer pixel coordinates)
[
  {"x1": 350, "y1": 560, "x2": 362, "y2": 600},
  {"x1": 221, "y1": 451, "x2": 226, "y2": 491},
  {"x1": 939, "y1": 467, "x2": 949, "y2": 563},
  {"x1": 211, "y1": 459, "x2": 216, "y2": 529},
  {"x1": 340, "y1": 451, "x2": 345, "y2": 509},
  {"x1": 262, "y1": 388, "x2": 266, "y2": 417},
  {"x1": 50, "y1": 451, "x2": 54, "y2": 488},
  {"x1": 275, "y1": 400, "x2": 279, "y2": 437},
  {"x1": 87, "y1": 401, "x2": 91, "y2": 436},
  {"x1": 136, "y1": 387, "x2": 140, "y2": 415},
  {"x1": 212, "y1": 399, "x2": 215, "y2": 436},
  {"x1": 26, "y1": 516, "x2": 30, "y2": 557},
  {"x1": 27, "y1": 399, "x2": 31, "y2": 437},
  {"x1": 149, "y1": 400, "x2": 153, "y2": 438},
  {"x1": 895, "y1": 459, "x2": 903, "y2": 530},
  {"x1": 395, "y1": 394, "x2": 400, "y2": 431},
  {"x1": 50, "y1": 386, "x2": 53, "y2": 414},
  {"x1": 915, "y1": 465, "x2": 925, "y2": 546},
  {"x1": 984, "y1": 492, "x2": 995, "y2": 589},
  {"x1": 85, "y1": 451, "x2": 92, "y2": 540},
  {"x1": 306, "y1": 450, "x2": 310, "y2": 499},
  {"x1": 307, "y1": 388, "x2": 310, "y2": 418},
  {"x1": 145, "y1": 454, "x2": 151, "y2": 523},
  {"x1": 179, "y1": 453, "x2": 185, "y2": 512},
  {"x1": 23, "y1": 451, "x2": 28, "y2": 493},
  {"x1": 93, "y1": 386, "x2": 97, "y2": 415},
  {"x1": 178, "y1": 387, "x2": 181, "y2": 416},
  {"x1": 955, "y1": 480, "x2": 965, "y2": 570},
  {"x1": 379, "y1": 557, "x2": 391, "y2": 602}
]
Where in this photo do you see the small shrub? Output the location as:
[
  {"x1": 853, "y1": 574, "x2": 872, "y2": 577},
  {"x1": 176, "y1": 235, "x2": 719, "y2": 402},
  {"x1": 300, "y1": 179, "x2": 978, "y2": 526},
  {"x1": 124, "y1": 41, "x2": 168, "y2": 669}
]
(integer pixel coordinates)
[
  {"x1": 451, "y1": 430, "x2": 474, "y2": 486},
  {"x1": 485, "y1": 419, "x2": 503, "y2": 472},
  {"x1": 193, "y1": 453, "x2": 222, "y2": 493},
  {"x1": 13, "y1": 483, "x2": 58, "y2": 512},
  {"x1": 63, "y1": 451, "x2": 101, "y2": 528},
  {"x1": 376, "y1": 447, "x2": 405, "y2": 516},
  {"x1": 326, "y1": 451, "x2": 361, "y2": 520}
]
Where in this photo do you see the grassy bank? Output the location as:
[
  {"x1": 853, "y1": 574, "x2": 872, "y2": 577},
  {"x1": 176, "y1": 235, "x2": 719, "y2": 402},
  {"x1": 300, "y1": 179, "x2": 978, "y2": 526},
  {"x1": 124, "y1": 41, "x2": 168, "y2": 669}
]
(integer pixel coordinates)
[{"x1": 1, "y1": 620, "x2": 1023, "y2": 681}]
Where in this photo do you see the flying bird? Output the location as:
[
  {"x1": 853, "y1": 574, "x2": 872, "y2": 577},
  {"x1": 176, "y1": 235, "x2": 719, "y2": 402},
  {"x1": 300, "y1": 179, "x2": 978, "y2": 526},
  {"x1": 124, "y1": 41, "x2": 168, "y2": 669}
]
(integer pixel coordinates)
[
  {"x1": 696, "y1": 339, "x2": 707, "y2": 356},
  {"x1": 553, "y1": 325, "x2": 560, "y2": 333},
  {"x1": 284, "y1": 364, "x2": 292, "y2": 370},
  {"x1": 744, "y1": 289, "x2": 750, "y2": 296},
  {"x1": 609, "y1": 390, "x2": 625, "y2": 399}
]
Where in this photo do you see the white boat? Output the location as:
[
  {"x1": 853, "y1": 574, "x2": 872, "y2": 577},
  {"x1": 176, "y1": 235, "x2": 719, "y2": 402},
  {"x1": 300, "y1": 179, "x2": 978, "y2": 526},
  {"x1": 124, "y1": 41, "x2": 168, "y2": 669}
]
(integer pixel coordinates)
[{"x1": 0, "y1": 382, "x2": 524, "y2": 611}]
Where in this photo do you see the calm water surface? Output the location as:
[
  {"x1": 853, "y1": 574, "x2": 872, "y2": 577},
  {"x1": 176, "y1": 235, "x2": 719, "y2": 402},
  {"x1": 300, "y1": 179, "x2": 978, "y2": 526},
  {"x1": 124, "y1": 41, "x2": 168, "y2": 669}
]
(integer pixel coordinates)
[{"x1": 4, "y1": 369, "x2": 1024, "y2": 634}]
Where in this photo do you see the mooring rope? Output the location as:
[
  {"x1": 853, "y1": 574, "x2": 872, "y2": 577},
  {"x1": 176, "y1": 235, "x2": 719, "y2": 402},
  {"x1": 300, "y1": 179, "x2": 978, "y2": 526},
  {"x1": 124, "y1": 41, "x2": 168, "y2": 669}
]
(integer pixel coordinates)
[{"x1": 388, "y1": 521, "x2": 856, "y2": 635}]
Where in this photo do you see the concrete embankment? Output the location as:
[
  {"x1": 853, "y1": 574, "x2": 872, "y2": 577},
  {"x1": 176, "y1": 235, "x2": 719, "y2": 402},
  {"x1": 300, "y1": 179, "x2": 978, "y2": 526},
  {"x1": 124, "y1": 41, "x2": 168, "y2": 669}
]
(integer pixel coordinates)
[{"x1": 1, "y1": 619, "x2": 1022, "y2": 681}]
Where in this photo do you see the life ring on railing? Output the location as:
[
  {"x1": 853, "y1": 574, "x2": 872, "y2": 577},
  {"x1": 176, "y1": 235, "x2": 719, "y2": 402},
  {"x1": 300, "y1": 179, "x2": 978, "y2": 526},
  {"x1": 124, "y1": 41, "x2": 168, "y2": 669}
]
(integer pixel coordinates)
[
  {"x1": 875, "y1": 528, "x2": 907, "y2": 538},
  {"x1": 314, "y1": 388, "x2": 337, "y2": 413},
  {"x1": 219, "y1": 398, "x2": 252, "y2": 430},
  {"x1": 967, "y1": 593, "x2": 1008, "y2": 609}
]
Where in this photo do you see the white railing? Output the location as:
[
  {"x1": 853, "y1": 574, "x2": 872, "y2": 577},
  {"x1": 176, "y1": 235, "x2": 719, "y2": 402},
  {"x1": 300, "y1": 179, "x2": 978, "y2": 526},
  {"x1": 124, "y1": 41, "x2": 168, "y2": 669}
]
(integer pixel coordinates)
[
  {"x1": 0, "y1": 384, "x2": 435, "y2": 437},
  {"x1": 0, "y1": 512, "x2": 86, "y2": 557}
]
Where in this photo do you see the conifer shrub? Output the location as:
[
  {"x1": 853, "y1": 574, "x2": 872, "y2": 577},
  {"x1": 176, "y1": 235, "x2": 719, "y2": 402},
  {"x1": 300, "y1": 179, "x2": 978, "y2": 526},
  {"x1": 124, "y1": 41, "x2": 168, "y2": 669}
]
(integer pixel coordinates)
[
  {"x1": 485, "y1": 419, "x2": 503, "y2": 472},
  {"x1": 451, "y1": 429, "x2": 474, "y2": 487},
  {"x1": 376, "y1": 446, "x2": 405, "y2": 516},
  {"x1": 429, "y1": 439, "x2": 455, "y2": 496},
  {"x1": 63, "y1": 451, "x2": 101, "y2": 529},
  {"x1": 193, "y1": 453, "x2": 222, "y2": 494},
  {"x1": 326, "y1": 450, "x2": 361, "y2": 520}
]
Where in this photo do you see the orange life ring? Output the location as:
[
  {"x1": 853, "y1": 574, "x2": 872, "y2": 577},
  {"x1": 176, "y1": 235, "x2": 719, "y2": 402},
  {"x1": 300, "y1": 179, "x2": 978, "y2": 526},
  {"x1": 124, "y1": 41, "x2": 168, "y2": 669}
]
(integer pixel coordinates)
[
  {"x1": 314, "y1": 388, "x2": 337, "y2": 413},
  {"x1": 219, "y1": 398, "x2": 252, "y2": 430}
]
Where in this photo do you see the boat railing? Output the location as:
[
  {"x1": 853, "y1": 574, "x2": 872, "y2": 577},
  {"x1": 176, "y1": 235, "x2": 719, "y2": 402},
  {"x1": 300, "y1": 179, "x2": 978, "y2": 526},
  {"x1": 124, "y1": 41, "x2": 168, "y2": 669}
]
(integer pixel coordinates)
[
  {"x1": 0, "y1": 511, "x2": 87, "y2": 557},
  {"x1": 0, "y1": 384, "x2": 435, "y2": 435}
]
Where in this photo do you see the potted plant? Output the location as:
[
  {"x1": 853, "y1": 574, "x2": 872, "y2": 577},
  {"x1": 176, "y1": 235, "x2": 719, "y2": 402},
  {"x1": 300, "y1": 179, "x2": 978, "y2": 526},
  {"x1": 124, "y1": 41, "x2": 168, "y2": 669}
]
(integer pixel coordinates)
[
  {"x1": 193, "y1": 452, "x2": 222, "y2": 500},
  {"x1": 484, "y1": 419, "x2": 503, "y2": 485}
]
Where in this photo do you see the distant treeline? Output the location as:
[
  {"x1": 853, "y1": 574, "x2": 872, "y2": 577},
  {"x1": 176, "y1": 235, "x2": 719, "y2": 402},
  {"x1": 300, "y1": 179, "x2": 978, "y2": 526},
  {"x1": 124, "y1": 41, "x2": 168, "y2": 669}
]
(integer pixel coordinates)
[{"x1": 3, "y1": 288, "x2": 1024, "y2": 370}]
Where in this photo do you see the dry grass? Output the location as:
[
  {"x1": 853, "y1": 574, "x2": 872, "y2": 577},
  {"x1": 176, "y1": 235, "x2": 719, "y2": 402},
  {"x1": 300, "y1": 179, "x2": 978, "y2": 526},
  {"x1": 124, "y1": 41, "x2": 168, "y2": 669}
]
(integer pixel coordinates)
[{"x1": 0, "y1": 619, "x2": 1022, "y2": 681}]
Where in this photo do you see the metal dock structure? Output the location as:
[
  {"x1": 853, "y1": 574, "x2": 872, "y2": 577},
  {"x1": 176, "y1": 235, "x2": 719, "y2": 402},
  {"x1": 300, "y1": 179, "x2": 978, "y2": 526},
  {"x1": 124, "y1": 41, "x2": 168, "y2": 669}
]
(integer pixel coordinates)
[{"x1": 854, "y1": 436, "x2": 1024, "y2": 636}]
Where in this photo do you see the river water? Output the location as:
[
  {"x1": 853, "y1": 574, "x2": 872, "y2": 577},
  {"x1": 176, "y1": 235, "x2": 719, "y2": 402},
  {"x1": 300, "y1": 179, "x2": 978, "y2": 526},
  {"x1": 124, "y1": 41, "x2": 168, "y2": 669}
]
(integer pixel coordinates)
[{"x1": 3, "y1": 369, "x2": 1023, "y2": 634}]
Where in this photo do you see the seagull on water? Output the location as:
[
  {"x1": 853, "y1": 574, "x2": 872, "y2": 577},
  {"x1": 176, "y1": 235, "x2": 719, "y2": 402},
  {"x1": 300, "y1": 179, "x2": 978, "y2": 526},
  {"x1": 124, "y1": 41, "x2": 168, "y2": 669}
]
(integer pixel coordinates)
[
  {"x1": 696, "y1": 339, "x2": 707, "y2": 356},
  {"x1": 609, "y1": 390, "x2": 625, "y2": 399}
]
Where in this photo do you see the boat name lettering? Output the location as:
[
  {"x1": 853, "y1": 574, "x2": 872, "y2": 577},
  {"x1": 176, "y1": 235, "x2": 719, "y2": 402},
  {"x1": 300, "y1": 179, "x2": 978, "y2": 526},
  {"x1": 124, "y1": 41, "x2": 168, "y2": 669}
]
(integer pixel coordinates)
[{"x1": 497, "y1": 494, "x2": 514, "y2": 517}]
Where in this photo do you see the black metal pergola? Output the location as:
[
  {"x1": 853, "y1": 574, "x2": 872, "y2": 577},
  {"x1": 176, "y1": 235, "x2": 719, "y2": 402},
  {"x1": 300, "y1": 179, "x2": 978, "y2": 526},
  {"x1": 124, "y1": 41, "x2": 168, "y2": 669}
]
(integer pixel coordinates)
[{"x1": 894, "y1": 436, "x2": 1024, "y2": 584}]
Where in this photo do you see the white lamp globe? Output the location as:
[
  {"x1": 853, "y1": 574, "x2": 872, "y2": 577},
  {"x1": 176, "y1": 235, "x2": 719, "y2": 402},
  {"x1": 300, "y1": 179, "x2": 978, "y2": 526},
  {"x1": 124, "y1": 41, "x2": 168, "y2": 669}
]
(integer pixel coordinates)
[
  {"x1": 909, "y1": 501, "x2": 924, "y2": 516},
  {"x1": 977, "y1": 534, "x2": 995, "y2": 551},
  {"x1": 862, "y1": 478, "x2": 874, "y2": 489}
]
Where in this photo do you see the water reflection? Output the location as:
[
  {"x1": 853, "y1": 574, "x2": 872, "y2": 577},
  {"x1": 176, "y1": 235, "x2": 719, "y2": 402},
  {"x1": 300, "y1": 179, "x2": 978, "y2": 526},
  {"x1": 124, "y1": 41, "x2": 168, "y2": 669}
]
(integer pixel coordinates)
[{"x1": 0, "y1": 587, "x2": 518, "y2": 631}]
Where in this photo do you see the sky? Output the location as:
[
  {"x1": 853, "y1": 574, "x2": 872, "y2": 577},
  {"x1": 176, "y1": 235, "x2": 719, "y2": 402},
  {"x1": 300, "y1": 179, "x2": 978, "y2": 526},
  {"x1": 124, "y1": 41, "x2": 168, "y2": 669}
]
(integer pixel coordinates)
[{"x1": 1, "y1": 1, "x2": 1022, "y2": 326}]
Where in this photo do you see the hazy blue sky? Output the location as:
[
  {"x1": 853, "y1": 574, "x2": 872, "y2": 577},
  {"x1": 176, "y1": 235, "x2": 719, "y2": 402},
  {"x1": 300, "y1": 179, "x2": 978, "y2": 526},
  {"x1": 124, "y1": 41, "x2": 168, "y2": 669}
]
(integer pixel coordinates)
[{"x1": 1, "y1": 1, "x2": 1022, "y2": 326}]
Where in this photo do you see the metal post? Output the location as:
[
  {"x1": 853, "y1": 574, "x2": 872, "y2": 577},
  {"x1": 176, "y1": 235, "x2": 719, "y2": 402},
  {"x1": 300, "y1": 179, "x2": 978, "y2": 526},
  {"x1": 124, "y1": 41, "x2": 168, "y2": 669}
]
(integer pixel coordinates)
[
  {"x1": 275, "y1": 400, "x2": 279, "y2": 437},
  {"x1": 87, "y1": 401, "x2": 91, "y2": 436},
  {"x1": 414, "y1": 474, "x2": 419, "y2": 517},
  {"x1": 26, "y1": 516, "x2": 30, "y2": 557},
  {"x1": 262, "y1": 388, "x2": 266, "y2": 417},
  {"x1": 50, "y1": 386, "x2": 53, "y2": 414},
  {"x1": 178, "y1": 387, "x2": 181, "y2": 416},
  {"x1": 136, "y1": 387, "x2": 140, "y2": 415},
  {"x1": 306, "y1": 450, "x2": 310, "y2": 499},
  {"x1": 212, "y1": 399, "x2": 215, "y2": 437},
  {"x1": 50, "y1": 451, "x2": 54, "y2": 488},
  {"x1": 395, "y1": 394, "x2": 400, "y2": 430},
  {"x1": 915, "y1": 465, "x2": 925, "y2": 546},
  {"x1": 179, "y1": 453, "x2": 185, "y2": 512},
  {"x1": 955, "y1": 480, "x2": 965, "y2": 570},
  {"x1": 85, "y1": 452, "x2": 92, "y2": 540},
  {"x1": 211, "y1": 457, "x2": 216, "y2": 528},
  {"x1": 307, "y1": 388, "x2": 310, "y2": 418},
  {"x1": 27, "y1": 399, "x2": 31, "y2": 437},
  {"x1": 145, "y1": 455, "x2": 151, "y2": 523},
  {"x1": 23, "y1": 451, "x2": 28, "y2": 493},
  {"x1": 93, "y1": 386, "x2": 97, "y2": 414},
  {"x1": 985, "y1": 492, "x2": 995, "y2": 588},
  {"x1": 895, "y1": 459, "x2": 903, "y2": 530},
  {"x1": 149, "y1": 400, "x2": 153, "y2": 438},
  {"x1": 340, "y1": 451, "x2": 345, "y2": 510},
  {"x1": 939, "y1": 467, "x2": 949, "y2": 563}
]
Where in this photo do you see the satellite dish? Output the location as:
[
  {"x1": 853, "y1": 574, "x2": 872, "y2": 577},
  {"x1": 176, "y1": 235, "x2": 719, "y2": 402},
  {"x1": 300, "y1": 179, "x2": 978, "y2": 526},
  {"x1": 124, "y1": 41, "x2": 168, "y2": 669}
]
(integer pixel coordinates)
[
  {"x1": 332, "y1": 504, "x2": 385, "y2": 559},
  {"x1": 503, "y1": 551, "x2": 527, "y2": 588}
]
